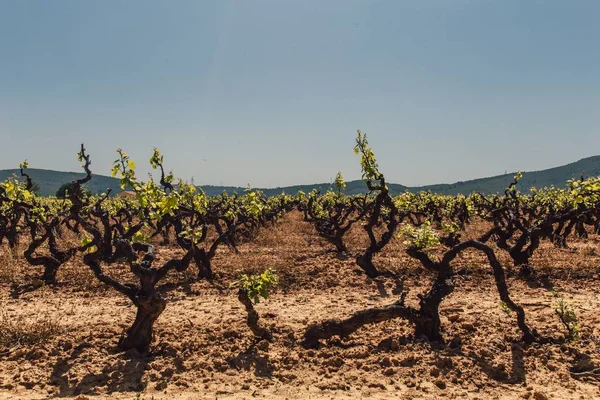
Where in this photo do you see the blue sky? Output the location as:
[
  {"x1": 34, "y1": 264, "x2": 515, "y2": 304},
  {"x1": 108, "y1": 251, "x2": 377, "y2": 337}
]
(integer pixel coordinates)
[{"x1": 1, "y1": 0, "x2": 599, "y2": 187}]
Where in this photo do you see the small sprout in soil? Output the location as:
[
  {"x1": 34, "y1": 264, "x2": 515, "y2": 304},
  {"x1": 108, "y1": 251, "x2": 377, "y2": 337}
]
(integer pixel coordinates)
[
  {"x1": 499, "y1": 301, "x2": 511, "y2": 314},
  {"x1": 552, "y1": 290, "x2": 579, "y2": 340}
]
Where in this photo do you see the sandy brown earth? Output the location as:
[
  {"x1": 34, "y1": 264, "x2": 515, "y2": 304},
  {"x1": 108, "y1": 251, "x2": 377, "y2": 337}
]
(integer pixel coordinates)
[{"x1": 0, "y1": 212, "x2": 599, "y2": 399}]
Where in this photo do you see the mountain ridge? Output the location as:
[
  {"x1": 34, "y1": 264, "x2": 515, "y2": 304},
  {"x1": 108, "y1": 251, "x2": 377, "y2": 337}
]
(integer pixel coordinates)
[{"x1": 1, "y1": 155, "x2": 600, "y2": 197}]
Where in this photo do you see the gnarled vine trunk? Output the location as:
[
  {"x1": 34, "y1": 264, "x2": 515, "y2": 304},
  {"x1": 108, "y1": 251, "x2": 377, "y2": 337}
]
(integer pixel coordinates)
[
  {"x1": 303, "y1": 239, "x2": 537, "y2": 348},
  {"x1": 302, "y1": 294, "x2": 415, "y2": 349},
  {"x1": 238, "y1": 289, "x2": 272, "y2": 341},
  {"x1": 119, "y1": 292, "x2": 166, "y2": 352},
  {"x1": 332, "y1": 233, "x2": 347, "y2": 254},
  {"x1": 356, "y1": 186, "x2": 398, "y2": 278},
  {"x1": 194, "y1": 249, "x2": 213, "y2": 280},
  {"x1": 414, "y1": 277, "x2": 454, "y2": 341},
  {"x1": 356, "y1": 253, "x2": 379, "y2": 278}
]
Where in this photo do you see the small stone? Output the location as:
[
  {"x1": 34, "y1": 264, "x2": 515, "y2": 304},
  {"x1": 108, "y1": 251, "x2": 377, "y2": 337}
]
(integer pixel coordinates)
[
  {"x1": 560, "y1": 345, "x2": 569, "y2": 353},
  {"x1": 480, "y1": 349, "x2": 493, "y2": 359},
  {"x1": 32, "y1": 279, "x2": 44, "y2": 289},
  {"x1": 256, "y1": 340, "x2": 269, "y2": 352},
  {"x1": 377, "y1": 338, "x2": 400, "y2": 352},
  {"x1": 461, "y1": 322, "x2": 475, "y2": 331},
  {"x1": 448, "y1": 314, "x2": 460, "y2": 322},
  {"x1": 383, "y1": 368, "x2": 395, "y2": 376},
  {"x1": 325, "y1": 357, "x2": 343, "y2": 368},
  {"x1": 435, "y1": 380, "x2": 446, "y2": 389},
  {"x1": 533, "y1": 392, "x2": 548, "y2": 400},
  {"x1": 400, "y1": 355, "x2": 417, "y2": 367},
  {"x1": 380, "y1": 357, "x2": 392, "y2": 368},
  {"x1": 449, "y1": 335, "x2": 462, "y2": 349},
  {"x1": 377, "y1": 338, "x2": 392, "y2": 351},
  {"x1": 155, "y1": 381, "x2": 168, "y2": 390}
]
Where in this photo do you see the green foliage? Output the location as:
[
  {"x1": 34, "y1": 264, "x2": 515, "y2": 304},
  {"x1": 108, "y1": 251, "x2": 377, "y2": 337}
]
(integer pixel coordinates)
[
  {"x1": 132, "y1": 230, "x2": 151, "y2": 244},
  {"x1": 149, "y1": 148, "x2": 174, "y2": 184},
  {"x1": 55, "y1": 182, "x2": 91, "y2": 199},
  {"x1": 333, "y1": 172, "x2": 346, "y2": 195},
  {"x1": 55, "y1": 183, "x2": 72, "y2": 199},
  {"x1": 552, "y1": 290, "x2": 579, "y2": 340},
  {"x1": 353, "y1": 131, "x2": 383, "y2": 185},
  {"x1": 441, "y1": 221, "x2": 460, "y2": 234},
  {"x1": 399, "y1": 221, "x2": 440, "y2": 250},
  {"x1": 514, "y1": 171, "x2": 523, "y2": 182},
  {"x1": 111, "y1": 149, "x2": 137, "y2": 190},
  {"x1": 242, "y1": 189, "x2": 264, "y2": 217},
  {"x1": 177, "y1": 224, "x2": 204, "y2": 244},
  {"x1": 110, "y1": 148, "x2": 183, "y2": 221},
  {"x1": 80, "y1": 237, "x2": 97, "y2": 253},
  {"x1": 499, "y1": 301, "x2": 511, "y2": 314},
  {"x1": 568, "y1": 176, "x2": 600, "y2": 207},
  {"x1": 149, "y1": 148, "x2": 164, "y2": 169},
  {"x1": 1, "y1": 177, "x2": 34, "y2": 203},
  {"x1": 239, "y1": 269, "x2": 278, "y2": 304}
]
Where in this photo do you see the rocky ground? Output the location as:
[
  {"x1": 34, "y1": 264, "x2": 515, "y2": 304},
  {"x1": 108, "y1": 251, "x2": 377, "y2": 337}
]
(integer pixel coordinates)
[{"x1": 0, "y1": 212, "x2": 599, "y2": 399}]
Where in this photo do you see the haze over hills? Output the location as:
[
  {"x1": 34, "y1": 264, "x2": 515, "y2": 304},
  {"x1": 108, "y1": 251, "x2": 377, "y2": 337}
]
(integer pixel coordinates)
[{"x1": 1, "y1": 156, "x2": 599, "y2": 197}]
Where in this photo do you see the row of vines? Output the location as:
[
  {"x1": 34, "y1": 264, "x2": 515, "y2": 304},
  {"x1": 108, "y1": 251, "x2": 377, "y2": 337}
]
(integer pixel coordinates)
[{"x1": 1, "y1": 132, "x2": 598, "y2": 357}]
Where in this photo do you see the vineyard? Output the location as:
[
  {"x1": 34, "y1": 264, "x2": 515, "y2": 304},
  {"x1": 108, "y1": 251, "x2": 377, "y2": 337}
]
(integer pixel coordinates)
[{"x1": 1, "y1": 132, "x2": 599, "y2": 399}]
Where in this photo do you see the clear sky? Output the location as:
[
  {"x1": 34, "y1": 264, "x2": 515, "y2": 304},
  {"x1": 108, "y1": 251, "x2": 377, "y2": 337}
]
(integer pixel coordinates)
[{"x1": 1, "y1": 0, "x2": 599, "y2": 188}]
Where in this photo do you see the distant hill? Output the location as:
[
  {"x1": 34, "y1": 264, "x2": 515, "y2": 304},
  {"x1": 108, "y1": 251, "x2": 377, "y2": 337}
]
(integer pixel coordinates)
[
  {"x1": 2, "y1": 155, "x2": 600, "y2": 197},
  {"x1": 0, "y1": 169, "x2": 124, "y2": 197},
  {"x1": 205, "y1": 155, "x2": 600, "y2": 196},
  {"x1": 410, "y1": 155, "x2": 600, "y2": 196},
  {"x1": 200, "y1": 181, "x2": 409, "y2": 197}
]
